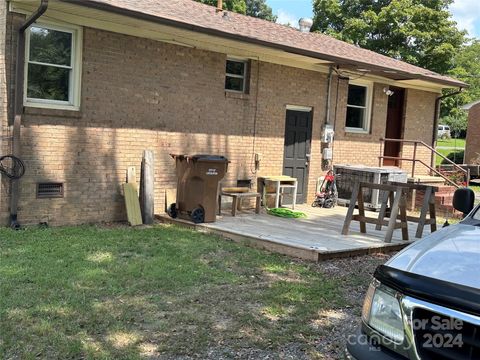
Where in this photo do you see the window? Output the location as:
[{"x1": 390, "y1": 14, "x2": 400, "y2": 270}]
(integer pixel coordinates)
[
  {"x1": 225, "y1": 59, "x2": 248, "y2": 93},
  {"x1": 25, "y1": 22, "x2": 82, "y2": 110},
  {"x1": 345, "y1": 81, "x2": 372, "y2": 132}
]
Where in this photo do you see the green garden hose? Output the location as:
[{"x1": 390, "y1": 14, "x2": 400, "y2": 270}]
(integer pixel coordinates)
[
  {"x1": 262, "y1": 182, "x2": 307, "y2": 219},
  {"x1": 267, "y1": 207, "x2": 307, "y2": 218}
]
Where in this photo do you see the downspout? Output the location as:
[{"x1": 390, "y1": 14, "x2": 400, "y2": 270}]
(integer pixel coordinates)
[
  {"x1": 321, "y1": 65, "x2": 334, "y2": 169},
  {"x1": 324, "y1": 65, "x2": 334, "y2": 125},
  {"x1": 430, "y1": 87, "x2": 463, "y2": 169},
  {"x1": 10, "y1": 0, "x2": 49, "y2": 229}
]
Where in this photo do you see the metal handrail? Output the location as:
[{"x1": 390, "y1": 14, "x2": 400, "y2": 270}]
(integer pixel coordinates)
[{"x1": 378, "y1": 138, "x2": 469, "y2": 188}]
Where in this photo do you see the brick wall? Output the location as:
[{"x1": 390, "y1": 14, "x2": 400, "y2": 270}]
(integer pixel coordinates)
[
  {"x1": 465, "y1": 103, "x2": 480, "y2": 164},
  {"x1": 1, "y1": 15, "x2": 440, "y2": 226},
  {"x1": 402, "y1": 89, "x2": 437, "y2": 175}
]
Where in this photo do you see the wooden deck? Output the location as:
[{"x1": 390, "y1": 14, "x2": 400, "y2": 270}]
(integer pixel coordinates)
[{"x1": 157, "y1": 204, "x2": 431, "y2": 261}]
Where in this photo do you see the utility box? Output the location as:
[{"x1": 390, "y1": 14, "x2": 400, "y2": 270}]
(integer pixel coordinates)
[
  {"x1": 168, "y1": 154, "x2": 229, "y2": 223},
  {"x1": 334, "y1": 164, "x2": 407, "y2": 210}
]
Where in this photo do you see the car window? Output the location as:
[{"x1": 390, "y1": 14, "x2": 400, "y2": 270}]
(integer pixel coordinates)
[
  {"x1": 438, "y1": 126, "x2": 443, "y2": 130},
  {"x1": 445, "y1": 126, "x2": 450, "y2": 130}
]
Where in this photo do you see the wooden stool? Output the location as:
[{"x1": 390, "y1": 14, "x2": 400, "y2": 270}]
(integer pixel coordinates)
[{"x1": 218, "y1": 192, "x2": 261, "y2": 216}]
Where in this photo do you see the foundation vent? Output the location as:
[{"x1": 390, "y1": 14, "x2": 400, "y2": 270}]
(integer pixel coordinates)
[{"x1": 37, "y1": 182, "x2": 64, "y2": 199}]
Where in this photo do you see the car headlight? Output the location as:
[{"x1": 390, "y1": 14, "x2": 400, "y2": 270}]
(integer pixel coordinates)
[{"x1": 362, "y1": 283, "x2": 404, "y2": 343}]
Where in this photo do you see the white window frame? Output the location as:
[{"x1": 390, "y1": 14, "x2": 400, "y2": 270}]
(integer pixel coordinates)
[
  {"x1": 24, "y1": 21, "x2": 82, "y2": 111},
  {"x1": 345, "y1": 79, "x2": 373, "y2": 133},
  {"x1": 225, "y1": 58, "x2": 248, "y2": 93}
]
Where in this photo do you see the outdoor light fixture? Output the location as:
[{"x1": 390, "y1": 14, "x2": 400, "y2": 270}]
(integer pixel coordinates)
[{"x1": 383, "y1": 87, "x2": 395, "y2": 96}]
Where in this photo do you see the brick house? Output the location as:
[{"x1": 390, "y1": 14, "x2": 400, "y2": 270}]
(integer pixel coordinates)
[
  {"x1": 463, "y1": 100, "x2": 480, "y2": 164},
  {"x1": 0, "y1": 0, "x2": 465, "y2": 226}
]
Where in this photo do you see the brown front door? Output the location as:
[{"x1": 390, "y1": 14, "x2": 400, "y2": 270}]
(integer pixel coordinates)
[{"x1": 383, "y1": 88, "x2": 405, "y2": 166}]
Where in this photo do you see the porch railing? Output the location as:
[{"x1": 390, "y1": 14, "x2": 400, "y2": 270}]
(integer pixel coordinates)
[{"x1": 378, "y1": 138, "x2": 469, "y2": 188}]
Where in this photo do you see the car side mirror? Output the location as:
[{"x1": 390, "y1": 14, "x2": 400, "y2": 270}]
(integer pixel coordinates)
[{"x1": 453, "y1": 188, "x2": 475, "y2": 216}]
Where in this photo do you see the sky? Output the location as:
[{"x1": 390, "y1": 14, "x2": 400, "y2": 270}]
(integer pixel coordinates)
[{"x1": 268, "y1": 0, "x2": 480, "y2": 38}]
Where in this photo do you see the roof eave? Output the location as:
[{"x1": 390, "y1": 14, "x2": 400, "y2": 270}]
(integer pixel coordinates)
[{"x1": 61, "y1": 0, "x2": 466, "y2": 89}]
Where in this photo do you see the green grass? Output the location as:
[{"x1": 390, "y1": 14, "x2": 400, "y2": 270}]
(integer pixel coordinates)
[
  {"x1": 436, "y1": 138, "x2": 466, "y2": 166},
  {"x1": 436, "y1": 148, "x2": 465, "y2": 166},
  {"x1": 436, "y1": 138, "x2": 466, "y2": 148},
  {"x1": 0, "y1": 224, "x2": 348, "y2": 359}
]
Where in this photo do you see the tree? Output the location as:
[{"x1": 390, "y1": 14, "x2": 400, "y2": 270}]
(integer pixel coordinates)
[
  {"x1": 195, "y1": 0, "x2": 276, "y2": 21},
  {"x1": 441, "y1": 40, "x2": 480, "y2": 120},
  {"x1": 312, "y1": 0, "x2": 466, "y2": 74},
  {"x1": 245, "y1": 0, "x2": 277, "y2": 22},
  {"x1": 196, "y1": 0, "x2": 246, "y2": 14}
]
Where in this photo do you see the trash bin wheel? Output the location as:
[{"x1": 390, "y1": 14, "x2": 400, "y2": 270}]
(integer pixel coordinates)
[
  {"x1": 167, "y1": 203, "x2": 178, "y2": 218},
  {"x1": 191, "y1": 207, "x2": 205, "y2": 224}
]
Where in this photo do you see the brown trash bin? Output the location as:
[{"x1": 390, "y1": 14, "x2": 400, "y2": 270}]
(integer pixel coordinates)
[{"x1": 168, "y1": 154, "x2": 229, "y2": 223}]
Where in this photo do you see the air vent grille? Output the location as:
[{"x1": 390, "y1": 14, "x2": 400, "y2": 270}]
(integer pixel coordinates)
[{"x1": 37, "y1": 182, "x2": 64, "y2": 198}]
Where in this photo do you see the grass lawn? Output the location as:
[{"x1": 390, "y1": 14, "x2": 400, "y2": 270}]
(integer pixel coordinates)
[
  {"x1": 0, "y1": 224, "x2": 383, "y2": 359},
  {"x1": 435, "y1": 138, "x2": 465, "y2": 166},
  {"x1": 435, "y1": 147, "x2": 465, "y2": 166},
  {"x1": 436, "y1": 138, "x2": 466, "y2": 149}
]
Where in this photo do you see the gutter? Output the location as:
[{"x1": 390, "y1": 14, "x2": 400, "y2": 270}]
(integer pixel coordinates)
[
  {"x1": 430, "y1": 88, "x2": 462, "y2": 169},
  {"x1": 10, "y1": 0, "x2": 48, "y2": 229},
  {"x1": 61, "y1": 0, "x2": 465, "y2": 89}
]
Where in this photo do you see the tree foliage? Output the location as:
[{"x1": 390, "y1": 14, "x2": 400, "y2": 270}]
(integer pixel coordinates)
[
  {"x1": 441, "y1": 40, "x2": 480, "y2": 122},
  {"x1": 245, "y1": 0, "x2": 277, "y2": 22},
  {"x1": 195, "y1": 0, "x2": 276, "y2": 21},
  {"x1": 312, "y1": 0, "x2": 466, "y2": 74}
]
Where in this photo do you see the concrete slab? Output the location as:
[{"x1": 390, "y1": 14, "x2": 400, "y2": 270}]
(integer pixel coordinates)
[{"x1": 157, "y1": 204, "x2": 431, "y2": 261}]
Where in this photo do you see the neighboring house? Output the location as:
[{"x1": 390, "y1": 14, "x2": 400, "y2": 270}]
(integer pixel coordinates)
[
  {"x1": 463, "y1": 100, "x2": 480, "y2": 164},
  {"x1": 0, "y1": 0, "x2": 466, "y2": 226}
]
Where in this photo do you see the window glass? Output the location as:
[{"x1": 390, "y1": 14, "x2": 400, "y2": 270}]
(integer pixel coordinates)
[
  {"x1": 27, "y1": 63, "x2": 69, "y2": 101},
  {"x1": 347, "y1": 85, "x2": 366, "y2": 106},
  {"x1": 29, "y1": 26, "x2": 72, "y2": 66},
  {"x1": 225, "y1": 77, "x2": 244, "y2": 92},
  {"x1": 346, "y1": 107, "x2": 365, "y2": 128},
  {"x1": 226, "y1": 60, "x2": 245, "y2": 76},
  {"x1": 345, "y1": 83, "x2": 370, "y2": 130},
  {"x1": 25, "y1": 24, "x2": 80, "y2": 107},
  {"x1": 225, "y1": 59, "x2": 247, "y2": 92}
]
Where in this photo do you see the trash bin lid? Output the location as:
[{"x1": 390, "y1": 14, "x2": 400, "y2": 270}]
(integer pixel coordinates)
[{"x1": 191, "y1": 154, "x2": 228, "y2": 162}]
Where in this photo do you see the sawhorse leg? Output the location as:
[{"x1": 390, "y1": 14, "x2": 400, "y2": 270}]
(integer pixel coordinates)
[
  {"x1": 416, "y1": 187, "x2": 432, "y2": 238},
  {"x1": 385, "y1": 189, "x2": 402, "y2": 243},
  {"x1": 342, "y1": 182, "x2": 360, "y2": 236}
]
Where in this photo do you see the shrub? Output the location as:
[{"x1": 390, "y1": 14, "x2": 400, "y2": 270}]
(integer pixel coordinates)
[{"x1": 441, "y1": 150, "x2": 465, "y2": 164}]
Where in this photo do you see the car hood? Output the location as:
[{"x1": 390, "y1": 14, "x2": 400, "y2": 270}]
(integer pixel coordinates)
[{"x1": 386, "y1": 224, "x2": 480, "y2": 289}]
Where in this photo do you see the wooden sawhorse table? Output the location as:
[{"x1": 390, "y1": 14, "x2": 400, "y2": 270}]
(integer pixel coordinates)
[
  {"x1": 342, "y1": 182, "x2": 409, "y2": 243},
  {"x1": 376, "y1": 181, "x2": 438, "y2": 238}
]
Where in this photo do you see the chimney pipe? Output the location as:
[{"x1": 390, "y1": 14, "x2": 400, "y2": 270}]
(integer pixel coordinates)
[
  {"x1": 299, "y1": 18, "x2": 313, "y2": 33},
  {"x1": 216, "y1": 0, "x2": 223, "y2": 12}
]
